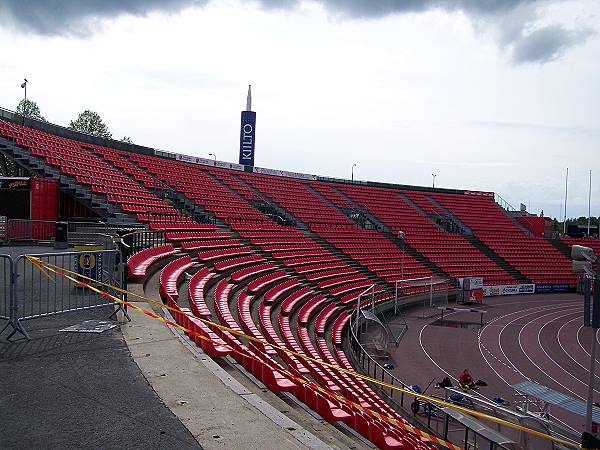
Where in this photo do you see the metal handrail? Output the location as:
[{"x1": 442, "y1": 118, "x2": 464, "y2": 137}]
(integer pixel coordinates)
[
  {"x1": 350, "y1": 299, "x2": 409, "y2": 385},
  {"x1": 120, "y1": 229, "x2": 166, "y2": 260},
  {"x1": 494, "y1": 193, "x2": 516, "y2": 211}
]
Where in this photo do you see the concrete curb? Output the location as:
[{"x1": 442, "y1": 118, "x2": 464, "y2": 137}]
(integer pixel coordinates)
[{"x1": 122, "y1": 283, "x2": 333, "y2": 450}]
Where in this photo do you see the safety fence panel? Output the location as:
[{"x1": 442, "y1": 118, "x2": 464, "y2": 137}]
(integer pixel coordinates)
[
  {"x1": 7, "y1": 219, "x2": 56, "y2": 242},
  {"x1": 122, "y1": 230, "x2": 166, "y2": 260},
  {"x1": 0, "y1": 216, "x2": 6, "y2": 242},
  {"x1": 14, "y1": 250, "x2": 121, "y2": 321},
  {"x1": 0, "y1": 254, "x2": 12, "y2": 322}
]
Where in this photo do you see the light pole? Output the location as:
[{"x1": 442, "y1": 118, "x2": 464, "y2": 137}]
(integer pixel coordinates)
[
  {"x1": 20, "y1": 78, "x2": 28, "y2": 123},
  {"x1": 394, "y1": 230, "x2": 405, "y2": 315},
  {"x1": 398, "y1": 230, "x2": 405, "y2": 282},
  {"x1": 564, "y1": 167, "x2": 569, "y2": 235},
  {"x1": 432, "y1": 173, "x2": 437, "y2": 189},
  {"x1": 588, "y1": 170, "x2": 592, "y2": 236},
  {"x1": 352, "y1": 163, "x2": 357, "y2": 182},
  {"x1": 208, "y1": 153, "x2": 216, "y2": 164}
]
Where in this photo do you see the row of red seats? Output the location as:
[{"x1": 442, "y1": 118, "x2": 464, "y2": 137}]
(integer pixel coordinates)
[
  {"x1": 0, "y1": 120, "x2": 181, "y2": 220},
  {"x1": 230, "y1": 262, "x2": 276, "y2": 283},
  {"x1": 135, "y1": 225, "x2": 438, "y2": 449},
  {"x1": 159, "y1": 255, "x2": 195, "y2": 301},
  {"x1": 127, "y1": 244, "x2": 177, "y2": 282},
  {"x1": 214, "y1": 255, "x2": 265, "y2": 272},
  {"x1": 181, "y1": 239, "x2": 242, "y2": 250},
  {"x1": 330, "y1": 183, "x2": 516, "y2": 286},
  {"x1": 188, "y1": 267, "x2": 214, "y2": 318}
]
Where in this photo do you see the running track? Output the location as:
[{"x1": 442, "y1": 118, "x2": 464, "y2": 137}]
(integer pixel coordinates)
[{"x1": 388, "y1": 293, "x2": 596, "y2": 434}]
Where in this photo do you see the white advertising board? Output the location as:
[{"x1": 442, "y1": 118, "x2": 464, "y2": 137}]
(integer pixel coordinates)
[
  {"x1": 174, "y1": 153, "x2": 245, "y2": 171},
  {"x1": 253, "y1": 166, "x2": 318, "y2": 181},
  {"x1": 482, "y1": 284, "x2": 535, "y2": 297}
]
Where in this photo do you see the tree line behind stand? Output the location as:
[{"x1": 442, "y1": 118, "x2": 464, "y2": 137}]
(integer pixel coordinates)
[{"x1": 14, "y1": 99, "x2": 132, "y2": 143}]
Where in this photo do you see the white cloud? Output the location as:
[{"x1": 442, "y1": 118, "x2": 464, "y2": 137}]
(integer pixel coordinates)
[{"x1": 0, "y1": 0, "x2": 599, "y2": 220}]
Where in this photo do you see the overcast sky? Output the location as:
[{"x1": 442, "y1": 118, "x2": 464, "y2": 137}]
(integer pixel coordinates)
[{"x1": 1, "y1": 0, "x2": 599, "y2": 219}]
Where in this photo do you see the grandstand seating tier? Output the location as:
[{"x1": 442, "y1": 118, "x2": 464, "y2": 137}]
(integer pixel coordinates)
[{"x1": 3, "y1": 116, "x2": 589, "y2": 450}]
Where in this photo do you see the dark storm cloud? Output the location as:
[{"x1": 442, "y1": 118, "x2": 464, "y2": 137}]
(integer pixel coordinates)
[
  {"x1": 511, "y1": 25, "x2": 593, "y2": 63},
  {"x1": 296, "y1": 0, "x2": 536, "y2": 17},
  {"x1": 0, "y1": 0, "x2": 538, "y2": 34},
  {"x1": 0, "y1": 0, "x2": 203, "y2": 35},
  {"x1": 0, "y1": 0, "x2": 594, "y2": 63}
]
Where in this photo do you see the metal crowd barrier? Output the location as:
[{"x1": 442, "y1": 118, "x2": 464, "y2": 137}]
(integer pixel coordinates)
[
  {"x1": 0, "y1": 254, "x2": 12, "y2": 324},
  {"x1": 0, "y1": 249, "x2": 128, "y2": 341},
  {"x1": 121, "y1": 230, "x2": 166, "y2": 260},
  {"x1": 6, "y1": 219, "x2": 56, "y2": 242},
  {"x1": 3, "y1": 219, "x2": 109, "y2": 244}
]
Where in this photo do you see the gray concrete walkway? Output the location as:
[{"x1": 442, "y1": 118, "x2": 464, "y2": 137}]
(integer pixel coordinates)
[
  {"x1": 122, "y1": 299, "x2": 324, "y2": 450},
  {"x1": 0, "y1": 244, "x2": 364, "y2": 450},
  {"x1": 0, "y1": 308, "x2": 202, "y2": 450}
]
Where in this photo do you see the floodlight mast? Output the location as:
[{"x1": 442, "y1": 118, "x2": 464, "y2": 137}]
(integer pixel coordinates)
[
  {"x1": 563, "y1": 168, "x2": 569, "y2": 234},
  {"x1": 395, "y1": 230, "x2": 405, "y2": 315},
  {"x1": 20, "y1": 78, "x2": 28, "y2": 124},
  {"x1": 398, "y1": 230, "x2": 405, "y2": 283},
  {"x1": 588, "y1": 170, "x2": 592, "y2": 236}
]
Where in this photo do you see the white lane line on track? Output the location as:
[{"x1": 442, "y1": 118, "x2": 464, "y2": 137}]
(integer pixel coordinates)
[
  {"x1": 490, "y1": 304, "x2": 577, "y2": 377},
  {"x1": 478, "y1": 302, "x2": 579, "y2": 390},
  {"x1": 577, "y1": 325, "x2": 588, "y2": 357},
  {"x1": 536, "y1": 310, "x2": 600, "y2": 395},
  {"x1": 421, "y1": 300, "x2": 578, "y2": 383},
  {"x1": 558, "y1": 316, "x2": 600, "y2": 383},
  {"x1": 518, "y1": 309, "x2": 585, "y2": 400},
  {"x1": 475, "y1": 301, "x2": 581, "y2": 434},
  {"x1": 418, "y1": 310, "x2": 459, "y2": 382},
  {"x1": 577, "y1": 326, "x2": 600, "y2": 360},
  {"x1": 420, "y1": 300, "x2": 581, "y2": 434}
]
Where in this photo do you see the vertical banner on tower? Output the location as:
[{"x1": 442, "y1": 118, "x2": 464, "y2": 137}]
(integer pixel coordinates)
[{"x1": 239, "y1": 111, "x2": 256, "y2": 166}]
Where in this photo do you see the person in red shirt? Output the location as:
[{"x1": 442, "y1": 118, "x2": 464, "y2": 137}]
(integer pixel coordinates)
[{"x1": 459, "y1": 369, "x2": 475, "y2": 391}]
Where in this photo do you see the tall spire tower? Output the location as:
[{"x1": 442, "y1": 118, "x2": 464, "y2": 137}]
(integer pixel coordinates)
[
  {"x1": 239, "y1": 84, "x2": 256, "y2": 166},
  {"x1": 246, "y1": 84, "x2": 252, "y2": 111}
]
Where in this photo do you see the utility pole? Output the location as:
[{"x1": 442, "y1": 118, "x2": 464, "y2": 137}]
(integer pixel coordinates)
[
  {"x1": 564, "y1": 167, "x2": 569, "y2": 234},
  {"x1": 20, "y1": 78, "x2": 28, "y2": 124},
  {"x1": 588, "y1": 170, "x2": 593, "y2": 236}
]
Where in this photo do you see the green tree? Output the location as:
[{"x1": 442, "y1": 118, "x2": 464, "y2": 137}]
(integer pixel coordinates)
[
  {"x1": 120, "y1": 136, "x2": 133, "y2": 144},
  {"x1": 69, "y1": 110, "x2": 112, "y2": 138},
  {"x1": 15, "y1": 99, "x2": 46, "y2": 122}
]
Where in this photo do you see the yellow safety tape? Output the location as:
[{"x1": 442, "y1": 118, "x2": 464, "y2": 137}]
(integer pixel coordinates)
[
  {"x1": 25, "y1": 256, "x2": 581, "y2": 449},
  {"x1": 26, "y1": 256, "x2": 460, "y2": 449}
]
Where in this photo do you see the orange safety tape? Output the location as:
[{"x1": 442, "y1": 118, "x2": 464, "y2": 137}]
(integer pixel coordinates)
[
  {"x1": 26, "y1": 256, "x2": 460, "y2": 449},
  {"x1": 26, "y1": 256, "x2": 580, "y2": 449}
]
